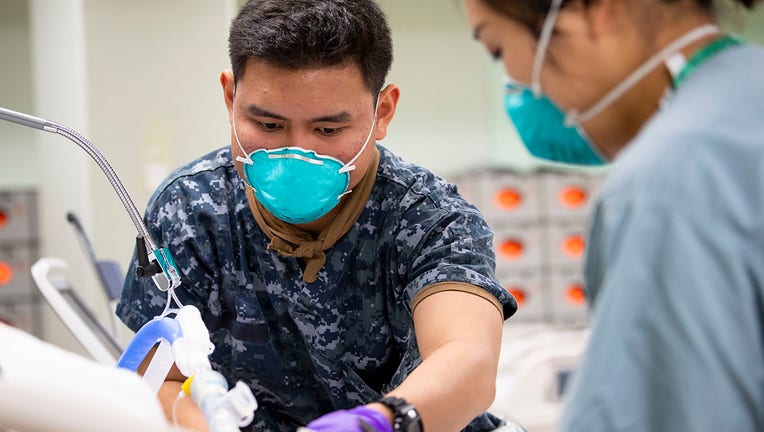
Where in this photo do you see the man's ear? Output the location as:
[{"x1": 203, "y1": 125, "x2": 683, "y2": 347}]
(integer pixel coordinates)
[
  {"x1": 221, "y1": 70, "x2": 235, "y2": 116},
  {"x1": 374, "y1": 84, "x2": 401, "y2": 141}
]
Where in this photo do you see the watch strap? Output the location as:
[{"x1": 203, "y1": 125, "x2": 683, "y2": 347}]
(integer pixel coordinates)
[{"x1": 377, "y1": 396, "x2": 423, "y2": 432}]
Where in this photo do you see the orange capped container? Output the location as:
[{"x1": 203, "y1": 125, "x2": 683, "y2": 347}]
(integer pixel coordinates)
[
  {"x1": 506, "y1": 286, "x2": 527, "y2": 307},
  {"x1": 560, "y1": 186, "x2": 587, "y2": 209},
  {"x1": 498, "y1": 239, "x2": 524, "y2": 260},
  {"x1": 494, "y1": 188, "x2": 522, "y2": 211},
  {"x1": 563, "y1": 235, "x2": 586, "y2": 258},
  {"x1": 0, "y1": 262, "x2": 13, "y2": 286},
  {"x1": 566, "y1": 284, "x2": 586, "y2": 306}
]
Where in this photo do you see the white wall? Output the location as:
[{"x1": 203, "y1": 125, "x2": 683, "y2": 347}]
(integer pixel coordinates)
[
  {"x1": 0, "y1": 0, "x2": 37, "y2": 188},
  {"x1": 0, "y1": 0, "x2": 237, "y2": 351},
  {"x1": 83, "y1": 0, "x2": 236, "y2": 287},
  {"x1": 380, "y1": 1, "x2": 534, "y2": 177}
]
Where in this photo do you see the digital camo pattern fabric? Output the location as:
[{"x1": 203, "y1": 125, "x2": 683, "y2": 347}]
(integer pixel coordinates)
[{"x1": 117, "y1": 144, "x2": 517, "y2": 432}]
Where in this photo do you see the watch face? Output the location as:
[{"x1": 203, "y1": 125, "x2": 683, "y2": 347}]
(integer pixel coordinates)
[
  {"x1": 379, "y1": 397, "x2": 423, "y2": 432},
  {"x1": 396, "y1": 404, "x2": 422, "y2": 432}
]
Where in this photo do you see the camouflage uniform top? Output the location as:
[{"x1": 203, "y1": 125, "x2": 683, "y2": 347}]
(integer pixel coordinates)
[{"x1": 117, "y1": 144, "x2": 517, "y2": 432}]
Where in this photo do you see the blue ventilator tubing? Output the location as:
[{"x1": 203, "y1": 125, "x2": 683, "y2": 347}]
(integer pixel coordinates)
[{"x1": 116, "y1": 316, "x2": 183, "y2": 372}]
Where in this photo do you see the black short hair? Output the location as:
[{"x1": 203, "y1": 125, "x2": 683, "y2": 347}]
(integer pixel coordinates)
[{"x1": 228, "y1": 0, "x2": 393, "y2": 95}]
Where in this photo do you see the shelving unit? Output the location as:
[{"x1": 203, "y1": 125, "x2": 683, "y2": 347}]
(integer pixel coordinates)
[{"x1": 0, "y1": 189, "x2": 41, "y2": 336}]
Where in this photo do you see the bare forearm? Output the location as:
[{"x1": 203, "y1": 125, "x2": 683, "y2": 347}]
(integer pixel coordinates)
[
  {"x1": 386, "y1": 341, "x2": 498, "y2": 432},
  {"x1": 137, "y1": 346, "x2": 208, "y2": 432},
  {"x1": 157, "y1": 380, "x2": 209, "y2": 432}
]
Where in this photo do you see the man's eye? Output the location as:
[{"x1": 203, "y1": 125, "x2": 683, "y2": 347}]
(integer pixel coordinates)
[
  {"x1": 258, "y1": 122, "x2": 281, "y2": 131},
  {"x1": 491, "y1": 48, "x2": 503, "y2": 61},
  {"x1": 318, "y1": 127, "x2": 341, "y2": 136}
]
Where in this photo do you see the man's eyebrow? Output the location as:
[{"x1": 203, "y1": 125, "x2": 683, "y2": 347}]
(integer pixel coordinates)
[
  {"x1": 310, "y1": 111, "x2": 353, "y2": 123},
  {"x1": 246, "y1": 104, "x2": 352, "y2": 123},
  {"x1": 247, "y1": 104, "x2": 286, "y2": 120},
  {"x1": 473, "y1": 22, "x2": 487, "y2": 40}
]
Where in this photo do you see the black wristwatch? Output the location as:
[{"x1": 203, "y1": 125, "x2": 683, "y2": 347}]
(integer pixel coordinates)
[{"x1": 376, "y1": 396, "x2": 423, "y2": 432}]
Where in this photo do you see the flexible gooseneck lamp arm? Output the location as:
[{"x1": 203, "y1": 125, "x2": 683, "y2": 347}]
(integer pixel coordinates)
[
  {"x1": 0, "y1": 106, "x2": 258, "y2": 431},
  {"x1": 0, "y1": 106, "x2": 181, "y2": 291}
]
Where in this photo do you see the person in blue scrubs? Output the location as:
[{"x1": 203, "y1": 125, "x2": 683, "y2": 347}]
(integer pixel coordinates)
[{"x1": 464, "y1": 0, "x2": 764, "y2": 430}]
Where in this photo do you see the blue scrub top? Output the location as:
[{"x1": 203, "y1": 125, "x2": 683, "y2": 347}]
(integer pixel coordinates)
[{"x1": 560, "y1": 44, "x2": 764, "y2": 431}]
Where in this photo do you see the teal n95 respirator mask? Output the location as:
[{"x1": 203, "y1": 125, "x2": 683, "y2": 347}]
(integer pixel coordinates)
[
  {"x1": 504, "y1": 0, "x2": 720, "y2": 166},
  {"x1": 232, "y1": 95, "x2": 379, "y2": 224}
]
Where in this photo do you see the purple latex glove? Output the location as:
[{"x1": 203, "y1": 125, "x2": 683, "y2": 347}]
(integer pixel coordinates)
[{"x1": 306, "y1": 406, "x2": 393, "y2": 432}]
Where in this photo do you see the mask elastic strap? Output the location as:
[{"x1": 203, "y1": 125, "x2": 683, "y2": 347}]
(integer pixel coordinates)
[
  {"x1": 233, "y1": 119, "x2": 251, "y2": 166},
  {"x1": 231, "y1": 86, "x2": 254, "y2": 166},
  {"x1": 565, "y1": 23, "x2": 720, "y2": 126},
  {"x1": 339, "y1": 92, "x2": 382, "y2": 174},
  {"x1": 531, "y1": 0, "x2": 564, "y2": 97}
]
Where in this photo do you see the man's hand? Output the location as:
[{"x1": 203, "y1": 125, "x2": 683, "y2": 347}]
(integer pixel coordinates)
[{"x1": 305, "y1": 406, "x2": 392, "y2": 432}]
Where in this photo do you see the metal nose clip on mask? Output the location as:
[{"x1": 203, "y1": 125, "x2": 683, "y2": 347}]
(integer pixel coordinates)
[
  {"x1": 504, "y1": 0, "x2": 721, "y2": 166},
  {"x1": 232, "y1": 94, "x2": 380, "y2": 224}
]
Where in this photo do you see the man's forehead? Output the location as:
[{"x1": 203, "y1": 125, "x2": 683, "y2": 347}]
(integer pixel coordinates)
[
  {"x1": 240, "y1": 58, "x2": 366, "y2": 86},
  {"x1": 235, "y1": 63, "x2": 376, "y2": 117}
]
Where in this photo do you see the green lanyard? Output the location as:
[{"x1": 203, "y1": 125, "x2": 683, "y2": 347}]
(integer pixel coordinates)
[{"x1": 673, "y1": 34, "x2": 744, "y2": 88}]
